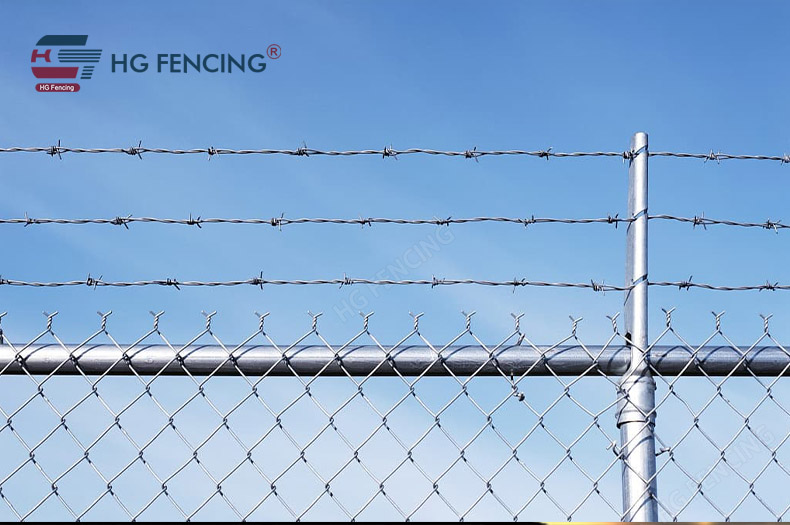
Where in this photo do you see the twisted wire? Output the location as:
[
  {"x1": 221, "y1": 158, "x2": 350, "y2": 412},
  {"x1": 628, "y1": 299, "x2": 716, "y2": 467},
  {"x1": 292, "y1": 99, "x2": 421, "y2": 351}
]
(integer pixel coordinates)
[
  {"x1": 2, "y1": 144, "x2": 789, "y2": 162},
  {"x1": 0, "y1": 276, "x2": 629, "y2": 291},
  {"x1": 2, "y1": 276, "x2": 789, "y2": 292},
  {"x1": 2, "y1": 214, "x2": 630, "y2": 228},
  {"x1": 1, "y1": 214, "x2": 787, "y2": 231}
]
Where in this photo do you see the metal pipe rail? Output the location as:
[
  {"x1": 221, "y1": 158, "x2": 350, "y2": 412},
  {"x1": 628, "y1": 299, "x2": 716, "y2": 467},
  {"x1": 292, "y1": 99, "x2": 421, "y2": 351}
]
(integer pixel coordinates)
[{"x1": 1, "y1": 344, "x2": 788, "y2": 376}]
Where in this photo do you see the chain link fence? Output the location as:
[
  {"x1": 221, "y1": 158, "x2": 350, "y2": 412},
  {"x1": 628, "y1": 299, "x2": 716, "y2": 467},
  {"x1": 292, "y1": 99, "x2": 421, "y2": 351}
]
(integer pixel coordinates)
[
  {"x1": 0, "y1": 310, "x2": 787, "y2": 521},
  {"x1": 2, "y1": 132, "x2": 789, "y2": 521}
]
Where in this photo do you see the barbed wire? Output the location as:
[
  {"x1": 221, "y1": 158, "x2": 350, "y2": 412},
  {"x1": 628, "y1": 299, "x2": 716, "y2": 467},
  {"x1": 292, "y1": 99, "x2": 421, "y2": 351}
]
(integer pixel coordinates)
[
  {"x1": 650, "y1": 150, "x2": 790, "y2": 163},
  {"x1": 2, "y1": 144, "x2": 789, "y2": 162},
  {"x1": 1, "y1": 275, "x2": 789, "y2": 292},
  {"x1": 649, "y1": 215, "x2": 786, "y2": 231},
  {"x1": 2, "y1": 214, "x2": 787, "y2": 231},
  {"x1": 1, "y1": 214, "x2": 631, "y2": 228},
  {"x1": 0, "y1": 276, "x2": 628, "y2": 291},
  {"x1": 650, "y1": 280, "x2": 790, "y2": 292},
  {"x1": 0, "y1": 145, "x2": 632, "y2": 160}
]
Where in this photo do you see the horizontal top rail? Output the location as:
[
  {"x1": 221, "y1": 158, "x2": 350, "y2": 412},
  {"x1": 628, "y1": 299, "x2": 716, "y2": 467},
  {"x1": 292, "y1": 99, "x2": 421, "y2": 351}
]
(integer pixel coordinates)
[
  {"x1": 2, "y1": 144, "x2": 789, "y2": 162},
  {"x1": 3, "y1": 344, "x2": 789, "y2": 376}
]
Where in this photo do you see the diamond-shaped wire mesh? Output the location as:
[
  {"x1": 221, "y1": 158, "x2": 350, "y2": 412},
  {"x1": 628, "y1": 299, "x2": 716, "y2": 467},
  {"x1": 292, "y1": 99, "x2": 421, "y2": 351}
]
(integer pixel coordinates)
[
  {"x1": 0, "y1": 310, "x2": 787, "y2": 521},
  {"x1": 649, "y1": 312, "x2": 790, "y2": 521}
]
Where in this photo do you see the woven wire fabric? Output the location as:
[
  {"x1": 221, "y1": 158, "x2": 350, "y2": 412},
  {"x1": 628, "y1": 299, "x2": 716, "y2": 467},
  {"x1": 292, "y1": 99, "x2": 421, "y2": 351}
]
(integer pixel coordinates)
[
  {"x1": 0, "y1": 311, "x2": 787, "y2": 521},
  {"x1": 649, "y1": 311, "x2": 790, "y2": 521}
]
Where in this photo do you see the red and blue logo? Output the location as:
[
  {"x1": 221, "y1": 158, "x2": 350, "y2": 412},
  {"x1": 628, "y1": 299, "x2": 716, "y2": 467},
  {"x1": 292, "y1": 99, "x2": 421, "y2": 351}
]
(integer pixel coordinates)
[{"x1": 32, "y1": 35, "x2": 101, "y2": 92}]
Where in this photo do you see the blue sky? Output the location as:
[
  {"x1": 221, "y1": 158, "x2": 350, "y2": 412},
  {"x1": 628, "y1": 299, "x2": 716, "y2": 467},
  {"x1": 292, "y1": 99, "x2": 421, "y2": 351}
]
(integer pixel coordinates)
[
  {"x1": 1, "y1": 1, "x2": 790, "y2": 521},
  {"x1": 1, "y1": 1, "x2": 789, "y2": 343}
]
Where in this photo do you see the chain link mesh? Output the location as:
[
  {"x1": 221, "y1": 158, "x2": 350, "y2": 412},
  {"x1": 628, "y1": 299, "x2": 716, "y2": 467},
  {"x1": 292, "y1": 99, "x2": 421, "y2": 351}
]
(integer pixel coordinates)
[{"x1": 0, "y1": 311, "x2": 784, "y2": 521}]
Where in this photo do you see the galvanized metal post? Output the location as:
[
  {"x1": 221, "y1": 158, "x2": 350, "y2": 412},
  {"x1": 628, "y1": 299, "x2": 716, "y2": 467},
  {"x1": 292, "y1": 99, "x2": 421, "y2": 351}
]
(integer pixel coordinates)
[{"x1": 617, "y1": 131, "x2": 658, "y2": 521}]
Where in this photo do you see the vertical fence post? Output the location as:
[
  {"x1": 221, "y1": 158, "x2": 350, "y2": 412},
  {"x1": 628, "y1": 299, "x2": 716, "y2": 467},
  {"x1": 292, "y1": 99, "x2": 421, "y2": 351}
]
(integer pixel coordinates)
[{"x1": 617, "y1": 131, "x2": 658, "y2": 521}]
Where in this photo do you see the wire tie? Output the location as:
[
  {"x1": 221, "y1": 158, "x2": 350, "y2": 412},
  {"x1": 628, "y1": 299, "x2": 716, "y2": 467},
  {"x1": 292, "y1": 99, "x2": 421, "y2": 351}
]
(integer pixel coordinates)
[{"x1": 622, "y1": 150, "x2": 633, "y2": 163}]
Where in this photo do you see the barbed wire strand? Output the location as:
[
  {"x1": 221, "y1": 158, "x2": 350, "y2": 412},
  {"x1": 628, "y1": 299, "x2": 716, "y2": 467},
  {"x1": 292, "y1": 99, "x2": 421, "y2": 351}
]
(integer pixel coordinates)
[
  {"x1": 650, "y1": 281, "x2": 790, "y2": 292},
  {"x1": 2, "y1": 214, "x2": 786, "y2": 231},
  {"x1": 2, "y1": 215, "x2": 630, "y2": 228},
  {"x1": 649, "y1": 215, "x2": 786, "y2": 231},
  {"x1": 0, "y1": 276, "x2": 788, "y2": 292},
  {"x1": 0, "y1": 146, "x2": 632, "y2": 159},
  {"x1": 0, "y1": 276, "x2": 628, "y2": 291},
  {"x1": 2, "y1": 145, "x2": 789, "y2": 162}
]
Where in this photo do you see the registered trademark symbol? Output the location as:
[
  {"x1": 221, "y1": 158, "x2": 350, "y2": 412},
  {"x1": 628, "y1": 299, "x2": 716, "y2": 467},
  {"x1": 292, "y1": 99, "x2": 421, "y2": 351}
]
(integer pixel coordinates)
[{"x1": 267, "y1": 44, "x2": 281, "y2": 59}]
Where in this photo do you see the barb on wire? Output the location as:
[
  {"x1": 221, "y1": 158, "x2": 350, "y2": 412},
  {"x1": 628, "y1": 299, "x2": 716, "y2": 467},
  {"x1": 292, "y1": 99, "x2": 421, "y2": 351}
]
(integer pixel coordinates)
[{"x1": 47, "y1": 139, "x2": 62, "y2": 160}]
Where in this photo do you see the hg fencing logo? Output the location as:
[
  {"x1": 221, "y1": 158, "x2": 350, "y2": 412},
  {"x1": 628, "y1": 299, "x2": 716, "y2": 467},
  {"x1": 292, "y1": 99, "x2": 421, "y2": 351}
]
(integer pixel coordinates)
[
  {"x1": 31, "y1": 34, "x2": 280, "y2": 93},
  {"x1": 32, "y1": 35, "x2": 100, "y2": 93}
]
